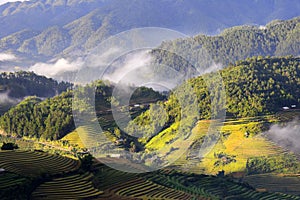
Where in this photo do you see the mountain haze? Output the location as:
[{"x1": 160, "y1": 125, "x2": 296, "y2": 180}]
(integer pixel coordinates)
[
  {"x1": 0, "y1": 0, "x2": 299, "y2": 69},
  {"x1": 155, "y1": 17, "x2": 300, "y2": 71}
]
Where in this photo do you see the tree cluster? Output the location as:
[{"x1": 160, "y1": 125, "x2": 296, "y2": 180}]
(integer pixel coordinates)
[{"x1": 0, "y1": 71, "x2": 71, "y2": 98}]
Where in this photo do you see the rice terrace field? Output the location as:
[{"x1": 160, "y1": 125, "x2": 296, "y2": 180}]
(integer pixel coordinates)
[
  {"x1": 0, "y1": 150, "x2": 80, "y2": 177},
  {"x1": 31, "y1": 172, "x2": 103, "y2": 199}
]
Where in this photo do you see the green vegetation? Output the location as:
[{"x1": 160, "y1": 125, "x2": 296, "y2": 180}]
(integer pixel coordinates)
[
  {"x1": 0, "y1": 92, "x2": 74, "y2": 140},
  {"x1": 0, "y1": 150, "x2": 80, "y2": 177},
  {"x1": 0, "y1": 79, "x2": 164, "y2": 145},
  {"x1": 246, "y1": 154, "x2": 300, "y2": 174},
  {"x1": 222, "y1": 56, "x2": 299, "y2": 117},
  {"x1": 31, "y1": 172, "x2": 103, "y2": 199},
  {"x1": 124, "y1": 56, "x2": 299, "y2": 163},
  {"x1": 0, "y1": 172, "x2": 32, "y2": 200},
  {"x1": 93, "y1": 162, "x2": 300, "y2": 200},
  {"x1": 0, "y1": 71, "x2": 72, "y2": 114},
  {"x1": 5, "y1": 56, "x2": 296, "y2": 175},
  {"x1": 155, "y1": 17, "x2": 300, "y2": 69},
  {"x1": 0, "y1": 150, "x2": 85, "y2": 199},
  {"x1": 0, "y1": 4, "x2": 300, "y2": 199},
  {"x1": 1, "y1": 142, "x2": 18, "y2": 150},
  {"x1": 2, "y1": 56, "x2": 298, "y2": 146},
  {"x1": 244, "y1": 174, "x2": 300, "y2": 196},
  {"x1": 172, "y1": 56, "x2": 300, "y2": 120},
  {"x1": 0, "y1": 71, "x2": 71, "y2": 98}
]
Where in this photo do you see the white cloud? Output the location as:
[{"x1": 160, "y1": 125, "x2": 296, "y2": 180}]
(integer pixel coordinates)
[
  {"x1": 29, "y1": 58, "x2": 84, "y2": 77},
  {"x1": 27, "y1": 47, "x2": 123, "y2": 81},
  {"x1": 86, "y1": 47, "x2": 122, "y2": 68},
  {"x1": 0, "y1": 53, "x2": 17, "y2": 61},
  {"x1": 0, "y1": 91, "x2": 17, "y2": 104},
  {"x1": 265, "y1": 119, "x2": 300, "y2": 153},
  {"x1": 0, "y1": 0, "x2": 28, "y2": 5},
  {"x1": 259, "y1": 25, "x2": 267, "y2": 30},
  {"x1": 103, "y1": 50, "x2": 152, "y2": 83},
  {"x1": 202, "y1": 63, "x2": 223, "y2": 74}
]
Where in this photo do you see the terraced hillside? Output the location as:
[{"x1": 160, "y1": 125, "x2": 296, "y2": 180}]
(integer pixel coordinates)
[
  {"x1": 143, "y1": 116, "x2": 284, "y2": 175},
  {"x1": 92, "y1": 162, "x2": 300, "y2": 200},
  {"x1": 1, "y1": 147, "x2": 300, "y2": 199},
  {"x1": 31, "y1": 172, "x2": 103, "y2": 199},
  {"x1": 244, "y1": 174, "x2": 300, "y2": 196},
  {"x1": 275, "y1": 110, "x2": 300, "y2": 122},
  {"x1": 0, "y1": 172, "x2": 28, "y2": 190},
  {"x1": 98, "y1": 178, "x2": 197, "y2": 200},
  {"x1": 146, "y1": 170, "x2": 300, "y2": 200},
  {"x1": 0, "y1": 150, "x2": 80, "y2": 177},
  {"x1": 95, "y1": 163, "x2": 206, "y2": 200},
  {"x1": 194, "y1": 117, "x2": 284, "y2": 174},
  {"x1": 0, "y1": 172, "x2": 31, "y2": 199},
  {"x1": 61, "y1": 112, "x2": 299, "y2": 176}
]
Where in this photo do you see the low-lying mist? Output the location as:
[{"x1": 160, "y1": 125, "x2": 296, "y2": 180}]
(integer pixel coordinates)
[
  {"x1": 264, "y1": 119, "x2": 300, "y2": 154},
  {"x1": 28, "y1": 48, "x2": 223, "y2": 91},
  {"x1": 0, "y1": 91, "x2": 17, "y2": 104}
]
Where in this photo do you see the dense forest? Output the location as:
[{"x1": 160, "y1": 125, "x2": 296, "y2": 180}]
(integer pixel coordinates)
[
  {"x1": 0, "y1": 80, "x2": 163, "y2": 140},
  {"x1": 0, "y1": 71, "x2": 71, "y2": 98},
  {"x1": 153, "y1": 17, "x2": 300, "y2": 71},
  {"x1": 173, "y1": 56, "x2": 300, "y2": 118},
  {"x1": 220, "y1": 56, "x2": 299, "y2": 117},
  {"x1": 0, "y1": 92, "x2": 74, "y2": 140}
]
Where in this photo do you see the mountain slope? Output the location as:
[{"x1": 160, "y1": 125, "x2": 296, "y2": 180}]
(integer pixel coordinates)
[
  {"x1": 0, "y1": 0, "x2": 108, "y2": 38},
  {"x1": 154, "y1": 17, "x2": 300, "y2": 71},
  {"x1": 0, "y1": 0, "x2": 299, "y2": 63},
  {"x1": 126, "y1": 56, "x2": 300, "y2": 145},
  {"x1": 0, "y1": 79, "x2": 164, "y2": 141},
  {"x1": 1, "y1": 56, "x2": 299, "y2": 175}
]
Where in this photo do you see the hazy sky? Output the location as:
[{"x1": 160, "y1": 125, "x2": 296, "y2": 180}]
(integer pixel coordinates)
[{"x1": 0, "y1": 0, "x2": 27, "y2": 5}]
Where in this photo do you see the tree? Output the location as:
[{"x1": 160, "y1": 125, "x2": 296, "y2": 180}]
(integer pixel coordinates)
[
  {"x1": 1, "y1": 142, "x2": 19, "y2": 150},
  {"x1": 79, "y1": 153, "x2": 94, "y2": 171}
]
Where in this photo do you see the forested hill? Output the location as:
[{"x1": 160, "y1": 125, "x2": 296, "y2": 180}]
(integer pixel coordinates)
[
  {"x1": 0, "y1": 81, "x2": 163, "y2": 140},
  {"x1": 126, "y1": 56, "x2": 300, "y2": 144},
  {"x1": 185, "y1": 56, "x2": 300, "y2": 119},
  {"x1": 0, "y1": 71, "x2": 71, "y2": 98},
  {"x1": 154, "y1": 17, "x2": 300, "y2": 71},
  {"x1": 214, "y1": 56, "x2": 300, "y2": 117},
  {"x1": 0, "y1": 93, "x2": 74, "y2": 140}
]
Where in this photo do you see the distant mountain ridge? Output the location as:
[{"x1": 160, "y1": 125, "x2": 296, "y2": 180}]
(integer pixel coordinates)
[
  {"x1": 0, "y1": 0, "x2": 299, "y2": 67},
  {"x1": 154, "y1": 17, "x2": 300, "y2": 71}
]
